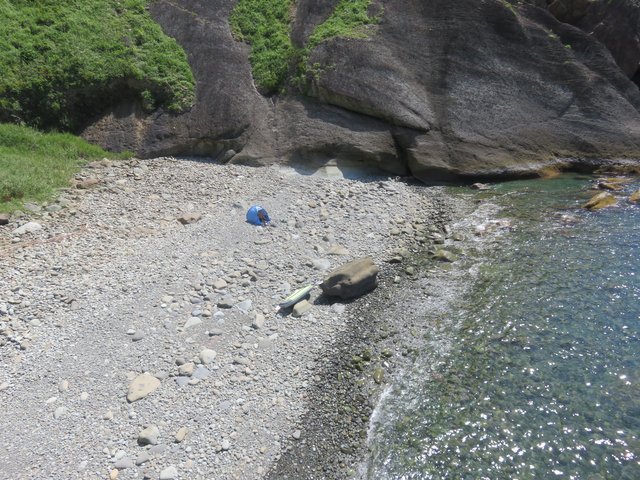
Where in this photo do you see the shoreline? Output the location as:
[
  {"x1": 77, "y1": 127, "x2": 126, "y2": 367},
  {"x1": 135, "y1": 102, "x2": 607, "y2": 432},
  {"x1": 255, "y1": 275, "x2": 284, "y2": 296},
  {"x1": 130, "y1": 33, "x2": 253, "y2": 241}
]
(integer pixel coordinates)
[
  {"x1": 266, "y1": 187, "x2": 478, "y2": 479},
  {"x1": 0, "y1": 157, "x2": 470, "y2": 479},
  {"x1": 355, "y1": 174, "x2": 640, "y2": 479},
  {"x1": 265, "y1": 182, "x2": 518, "y2": 479}
]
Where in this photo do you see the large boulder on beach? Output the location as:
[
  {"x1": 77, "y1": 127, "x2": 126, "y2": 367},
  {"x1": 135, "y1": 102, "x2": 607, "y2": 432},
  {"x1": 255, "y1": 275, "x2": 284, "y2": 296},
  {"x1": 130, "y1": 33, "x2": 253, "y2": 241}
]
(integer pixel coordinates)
[{"x1": 321, "y1": 257, "x2": 379, "y2": 300}]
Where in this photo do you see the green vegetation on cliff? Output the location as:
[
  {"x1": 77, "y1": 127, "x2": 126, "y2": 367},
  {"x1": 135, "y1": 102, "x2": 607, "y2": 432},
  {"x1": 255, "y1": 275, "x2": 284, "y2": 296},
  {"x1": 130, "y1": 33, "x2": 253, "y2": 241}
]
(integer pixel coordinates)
[
  {"x1": 0, "y1": 123, "x2": 130, "y2": 212},
  {"x1": 307, "y1": 0, "x2": 380, "y2": 51},
  {"x1": 0, "y1": 0, "x2": 195, "y2": 131},
  {"x1": 230, "y1": 0, "x2": 295, "y2": 94},
  {"x1": 231, "y1": 0, "x2": 379, "y2": 93}
]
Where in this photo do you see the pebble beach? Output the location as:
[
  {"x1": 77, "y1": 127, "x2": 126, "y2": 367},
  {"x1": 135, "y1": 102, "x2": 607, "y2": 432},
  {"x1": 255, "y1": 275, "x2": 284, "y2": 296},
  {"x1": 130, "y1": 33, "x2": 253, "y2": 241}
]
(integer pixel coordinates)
[{"x1": 0, "y1": 157, "x2": 465, "y2": 480}]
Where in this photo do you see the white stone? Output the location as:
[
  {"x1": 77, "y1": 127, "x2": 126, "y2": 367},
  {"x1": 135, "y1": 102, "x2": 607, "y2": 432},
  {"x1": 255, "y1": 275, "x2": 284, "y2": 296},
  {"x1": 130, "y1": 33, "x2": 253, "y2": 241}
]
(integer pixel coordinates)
[
  {"x1": 252, "y1": 313, "x2": 265, "y2": 329},
  {"x1": 183, "y1": 317, "x2": 202, "y2": 329},
  {"x1": 199, "y1": 349, "x2": 217, "y2": 365},
  {"x1": 138, "y1": 425, "x2": 160, "y2": 445},
  {"x1": 126, "y1": 373, "x2": 160, "y2": 402},
  {"x1": 160, "y1": 465, "x2": 178, "y2": 480},
  {"x1": 12, "y1": 222, "x2": 42, "y2": 236}
]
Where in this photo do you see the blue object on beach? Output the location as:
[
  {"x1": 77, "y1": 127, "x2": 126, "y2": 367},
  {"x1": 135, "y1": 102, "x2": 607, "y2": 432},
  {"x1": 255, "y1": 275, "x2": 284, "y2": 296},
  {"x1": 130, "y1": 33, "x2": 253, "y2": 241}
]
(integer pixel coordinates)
[{"x1": 246, "y1": 205, "x2": 271, "y2": 226}]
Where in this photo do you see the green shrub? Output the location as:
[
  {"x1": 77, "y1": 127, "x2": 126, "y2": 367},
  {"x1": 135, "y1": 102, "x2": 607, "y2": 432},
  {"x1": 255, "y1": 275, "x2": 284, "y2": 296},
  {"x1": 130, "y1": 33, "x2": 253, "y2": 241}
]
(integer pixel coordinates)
[
  {"x1": 231, "y1": 0, "x2": 380, "y2": 94},
  {"x1": 307, "y1": 0, "x2": 379, "y2": 52},
  {"x1": 230, "y1": 0, "x2": 295, "y2": 94},
  {"x1": 0, "y1": 0, "x2": 195, "y2": 131},
  {"x1": 0, "y1": 123, "x2": 130, "y2": 212},
  {"x1": 296, "y1": 0, "x2": 379, "y2": 87}
]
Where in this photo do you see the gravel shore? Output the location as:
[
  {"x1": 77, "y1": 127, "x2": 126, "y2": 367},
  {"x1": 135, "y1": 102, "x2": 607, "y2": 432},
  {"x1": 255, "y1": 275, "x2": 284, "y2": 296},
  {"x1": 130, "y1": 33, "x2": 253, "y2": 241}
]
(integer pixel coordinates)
[{"x1": 0, "y1": 157, "x2": 466, "y2": 480}]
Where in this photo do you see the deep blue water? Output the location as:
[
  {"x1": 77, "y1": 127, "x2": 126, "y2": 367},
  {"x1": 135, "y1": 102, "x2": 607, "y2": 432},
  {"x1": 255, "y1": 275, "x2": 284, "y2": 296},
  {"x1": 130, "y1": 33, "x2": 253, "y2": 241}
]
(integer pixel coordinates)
[{"x1": 366, "y1": 176, "x2": 640, "y2": 480}]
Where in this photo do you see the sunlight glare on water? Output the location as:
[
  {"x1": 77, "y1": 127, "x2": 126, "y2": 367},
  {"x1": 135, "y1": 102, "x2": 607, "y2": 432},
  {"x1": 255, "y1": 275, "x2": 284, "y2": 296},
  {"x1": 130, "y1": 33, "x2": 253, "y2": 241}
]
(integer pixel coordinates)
[{"x1": 365, "y1": 175, "x2": 640, "y2": 480}]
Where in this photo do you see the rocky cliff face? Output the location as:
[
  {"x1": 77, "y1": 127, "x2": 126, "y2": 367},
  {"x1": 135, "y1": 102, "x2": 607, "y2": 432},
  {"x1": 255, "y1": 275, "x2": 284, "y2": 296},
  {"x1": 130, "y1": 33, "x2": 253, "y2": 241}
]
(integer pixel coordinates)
[
  {"x1": 549, "y1": 0, "x2": 640, "y2": 80},
  {"x1": 82, "y1": 0, "x2": 640, "y2": 180}
]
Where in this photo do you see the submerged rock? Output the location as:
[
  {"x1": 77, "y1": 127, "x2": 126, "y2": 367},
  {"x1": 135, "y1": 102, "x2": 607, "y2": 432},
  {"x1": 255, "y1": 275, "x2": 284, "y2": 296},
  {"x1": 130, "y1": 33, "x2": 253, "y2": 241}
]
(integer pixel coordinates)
[
  {"x1": 433, "y1": 250, "x2": 457, "y2": 263},
  {"x1": 583, "y1": 192, "x2": 617, "y2": 210},
  {"x1": 597, "y1": 181, "x2": 623, "y2": 191},
  {"x1": 373, "y1": 367, "x2": 384, "y2": 384}
]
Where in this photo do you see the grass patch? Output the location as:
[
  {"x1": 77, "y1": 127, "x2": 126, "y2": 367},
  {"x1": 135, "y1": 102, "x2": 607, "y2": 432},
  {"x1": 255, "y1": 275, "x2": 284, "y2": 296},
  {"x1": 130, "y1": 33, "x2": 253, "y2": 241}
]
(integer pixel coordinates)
[
  {"x1": 306, "y1": 0, "x2": 379, "y2": 52},
  {"x1": 230, "y1": 0, "x2": 295, "y2": 94},
  {"x1": 0, "y1": 123, "x2": 131, "y2": 213},
  {"x1": 0, "y1": 0, "x2": 195, "y2": 131},
  {"x1": 295, "y1": 0, "x2": 380, "y2": 87},
  {"x1": 230, "y1": 0, "x2": 380, "y2": 93}
]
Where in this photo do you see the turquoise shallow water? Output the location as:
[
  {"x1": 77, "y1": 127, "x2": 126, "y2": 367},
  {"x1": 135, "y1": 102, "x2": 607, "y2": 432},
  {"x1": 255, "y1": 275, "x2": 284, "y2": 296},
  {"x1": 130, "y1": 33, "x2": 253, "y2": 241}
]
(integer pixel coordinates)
[{"x1": 366, "y1": 176, "x2": 640, "y2": 480}]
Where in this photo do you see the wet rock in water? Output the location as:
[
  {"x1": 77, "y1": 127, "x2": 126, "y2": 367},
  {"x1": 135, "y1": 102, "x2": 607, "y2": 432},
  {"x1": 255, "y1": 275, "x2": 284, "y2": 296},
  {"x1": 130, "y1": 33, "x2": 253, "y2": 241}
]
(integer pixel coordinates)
[
  {"x1": 127, "y1": 373, "x2": 161, "y2": 402},
  {"x1": 597, "y1": 181, "x2": 623, "y2": 191},
  {"x1": 321, "y1": 257, "x2": 379, "y2": 299},
  {"x1": 177, "y1": 212, "x2": 202, "y2": 225},
  {"x1": 600, "y1": 176, "x2": 632, "y2": 185},
  {"x1": 471, "y1": 183, "x2": 491, "y2": 190},
  {"x1": 629, "y1": 190, "x2": 640, "y2": 202},
  {"x1": 583, "y1": 192, "x2": 617, "y2": 210},
  {"x1": 433, "y1": 249, "x2": 457, "y2": 263},
  {"x1": 292, "y1": 300, "x2": 312, "y2": 317},
  {"x1": 373, "y1": 367, "x2": 384, "y2": 384}
]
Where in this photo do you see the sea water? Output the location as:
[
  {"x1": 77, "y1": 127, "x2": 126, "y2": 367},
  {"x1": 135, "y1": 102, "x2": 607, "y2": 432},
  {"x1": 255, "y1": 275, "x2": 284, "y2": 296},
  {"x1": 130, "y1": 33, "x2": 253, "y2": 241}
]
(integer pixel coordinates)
[{"x1": 365, "y1": 175, "x2": 640, "y2": 480}]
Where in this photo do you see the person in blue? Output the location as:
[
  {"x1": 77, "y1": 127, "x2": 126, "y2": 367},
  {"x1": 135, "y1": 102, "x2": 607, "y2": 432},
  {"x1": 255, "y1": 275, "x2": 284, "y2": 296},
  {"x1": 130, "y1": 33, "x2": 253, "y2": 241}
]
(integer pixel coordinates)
[{"x1": 246, "y1": 205, "x2": 271, "y2": 226}]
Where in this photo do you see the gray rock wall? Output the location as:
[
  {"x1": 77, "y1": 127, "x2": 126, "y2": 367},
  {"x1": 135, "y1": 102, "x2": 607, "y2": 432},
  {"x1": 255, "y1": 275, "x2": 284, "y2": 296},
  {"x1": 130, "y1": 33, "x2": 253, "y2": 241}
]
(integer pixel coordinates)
[{"x1": 82, "y1": 0, "x2": 640, "y2": 180}]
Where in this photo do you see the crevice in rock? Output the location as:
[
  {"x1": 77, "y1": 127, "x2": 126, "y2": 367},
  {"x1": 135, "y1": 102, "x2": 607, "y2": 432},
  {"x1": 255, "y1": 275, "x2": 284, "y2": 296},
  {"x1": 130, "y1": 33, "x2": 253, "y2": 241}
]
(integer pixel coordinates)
[
  {"x1": 633, "y1": 67, "x2": 640, "y2": 89},
  {"x1": 391, "y1": 131, "x2": 410, "y2": 175}
]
